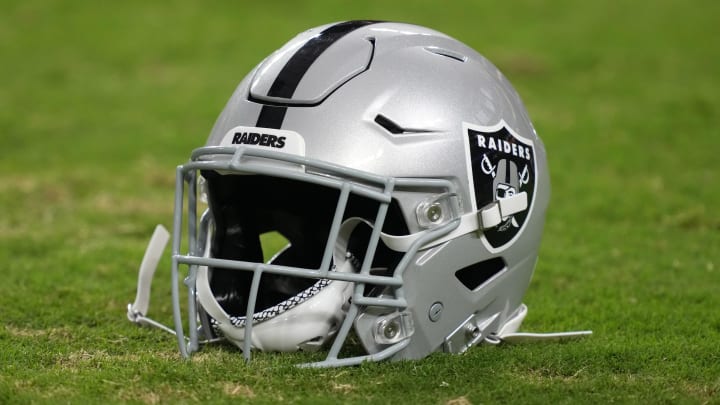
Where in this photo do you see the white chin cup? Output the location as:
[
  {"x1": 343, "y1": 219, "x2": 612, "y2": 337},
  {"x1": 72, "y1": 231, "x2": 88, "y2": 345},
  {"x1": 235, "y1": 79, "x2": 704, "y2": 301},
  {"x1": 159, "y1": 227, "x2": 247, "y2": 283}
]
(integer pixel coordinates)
[{"x1": 196, "y1": 260, "x2": 354, "y2": 352}]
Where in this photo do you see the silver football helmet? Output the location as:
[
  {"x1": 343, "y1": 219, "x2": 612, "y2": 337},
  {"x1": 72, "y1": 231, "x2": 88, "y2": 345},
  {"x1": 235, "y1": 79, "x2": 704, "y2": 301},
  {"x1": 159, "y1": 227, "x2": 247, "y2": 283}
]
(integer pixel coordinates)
[{"x1": 128, "y1": 21, "x2": 590, "y2": 367}]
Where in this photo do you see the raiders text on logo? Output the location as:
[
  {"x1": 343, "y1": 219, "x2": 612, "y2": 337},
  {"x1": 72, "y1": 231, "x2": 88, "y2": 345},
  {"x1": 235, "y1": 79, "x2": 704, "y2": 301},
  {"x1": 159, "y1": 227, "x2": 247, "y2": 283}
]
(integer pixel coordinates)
[
  {"x1": 465, "y1": 122, "x2": 537, "y2": 251},
  {"x1": 475, "y1": 134, "x2": 532, "y2": 161},
  {"x1": 232, "y1": 132, "x2": 286, "y2": 148}
]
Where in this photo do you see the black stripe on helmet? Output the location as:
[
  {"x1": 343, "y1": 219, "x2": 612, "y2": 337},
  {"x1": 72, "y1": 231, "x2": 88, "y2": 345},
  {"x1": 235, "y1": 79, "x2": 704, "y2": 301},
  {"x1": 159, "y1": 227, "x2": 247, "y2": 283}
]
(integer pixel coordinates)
[{"x1": 256, "y1": 20, "x2": 380, "y2": 129}]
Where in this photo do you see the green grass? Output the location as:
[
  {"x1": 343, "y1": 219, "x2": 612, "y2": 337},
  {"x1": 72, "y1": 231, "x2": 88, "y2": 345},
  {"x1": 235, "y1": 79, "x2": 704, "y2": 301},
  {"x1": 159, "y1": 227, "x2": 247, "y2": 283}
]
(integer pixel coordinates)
[{"x1": 1, "y1": 0, "x2": 719, "y2": 403}]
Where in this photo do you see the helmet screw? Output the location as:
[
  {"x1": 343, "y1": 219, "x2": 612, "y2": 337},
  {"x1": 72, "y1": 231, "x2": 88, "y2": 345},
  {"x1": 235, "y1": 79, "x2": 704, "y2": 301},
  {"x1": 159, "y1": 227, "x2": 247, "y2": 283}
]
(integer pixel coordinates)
[
  {"x1": 383, "y1": 319, "x2": 400, "y2": 340},
  {"x1": 426, "y1": 203, "x2": 443, "y2": 223},
  {"x1": 428, "y1": 302, "x2": 443, "y2": 322},
  {"x1": 466, "y1": 324, "x2": 481, "y2": 339}
]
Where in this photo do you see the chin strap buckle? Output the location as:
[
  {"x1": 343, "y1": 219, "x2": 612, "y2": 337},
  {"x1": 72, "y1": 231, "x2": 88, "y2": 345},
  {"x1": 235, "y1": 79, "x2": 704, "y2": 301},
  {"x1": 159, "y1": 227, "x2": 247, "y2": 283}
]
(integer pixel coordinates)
[
  {"x1": 443, "y1": 312, "x2": 503, "y2": 354},
  {"x1": 478, "y1": 191, "x2": 528, "y2": 230},
  {"x1": 127, "y1": 304, "x2": 178, "y2": 336}
]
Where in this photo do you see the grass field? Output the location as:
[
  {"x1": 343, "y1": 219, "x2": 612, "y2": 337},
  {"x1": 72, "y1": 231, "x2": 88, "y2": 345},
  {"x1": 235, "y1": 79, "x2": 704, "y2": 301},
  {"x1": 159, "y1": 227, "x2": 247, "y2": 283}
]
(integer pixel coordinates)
[{"x1": 1, "y1": 0, "x2": 719, "y2": 403}]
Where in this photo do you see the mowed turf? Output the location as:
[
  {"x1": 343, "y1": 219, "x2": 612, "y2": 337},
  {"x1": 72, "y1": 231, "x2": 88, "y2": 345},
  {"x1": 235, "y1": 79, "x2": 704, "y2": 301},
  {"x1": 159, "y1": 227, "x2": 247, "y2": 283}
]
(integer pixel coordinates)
[{"x1": 1, "y1": 0, "x2": 718, "y2": 403}]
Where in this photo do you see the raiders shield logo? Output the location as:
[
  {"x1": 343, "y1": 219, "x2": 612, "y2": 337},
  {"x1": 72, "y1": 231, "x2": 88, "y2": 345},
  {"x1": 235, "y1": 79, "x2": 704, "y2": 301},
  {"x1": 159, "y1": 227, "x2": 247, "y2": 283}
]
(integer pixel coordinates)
[{"x1": 463, "y1": 121, "x2": 537, "y2": 251}]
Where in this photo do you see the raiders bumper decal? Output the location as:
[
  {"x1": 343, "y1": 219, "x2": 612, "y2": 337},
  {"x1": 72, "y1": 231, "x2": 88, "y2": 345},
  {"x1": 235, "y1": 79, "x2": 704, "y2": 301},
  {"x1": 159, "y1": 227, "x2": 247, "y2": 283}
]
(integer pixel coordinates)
[
  {"x1": 220, "y1": 126, "x2": 306, "y2": 157},
  {"x1": 464, "y1": 121, "x2": 537, "y2": 251}
]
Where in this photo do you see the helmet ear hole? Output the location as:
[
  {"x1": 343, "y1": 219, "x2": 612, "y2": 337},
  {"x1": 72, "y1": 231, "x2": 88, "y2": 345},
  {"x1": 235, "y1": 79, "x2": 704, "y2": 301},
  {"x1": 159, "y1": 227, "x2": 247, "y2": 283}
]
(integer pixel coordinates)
[{"x1": 455, "y1": 257, "x2": 507, "y2": 291}]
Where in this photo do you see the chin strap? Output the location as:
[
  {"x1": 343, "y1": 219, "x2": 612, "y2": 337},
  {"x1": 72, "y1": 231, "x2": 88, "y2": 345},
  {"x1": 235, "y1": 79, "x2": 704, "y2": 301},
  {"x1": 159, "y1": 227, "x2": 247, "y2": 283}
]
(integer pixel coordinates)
[
  {"x1": 380, "y1": 192, "x2": 530, "y2": 253},
  {"x1": 478, "y1": 192, "x2": 527, "y2": 229},
  {"x1": 484, "y1": 304, "x2": 592, "y2": 345},
  {"x1": 126, "y1": 225, "x2": 178, "y2": 335},
  {"x1": 487, "y1": 330, "x2": 593, "y2": 345},
  {"x1": 443, "y1": 304, "x2": 592, "y2": 353},
  {"x1": 129, "y1": 226, "x2": 593, "y2": 358}
]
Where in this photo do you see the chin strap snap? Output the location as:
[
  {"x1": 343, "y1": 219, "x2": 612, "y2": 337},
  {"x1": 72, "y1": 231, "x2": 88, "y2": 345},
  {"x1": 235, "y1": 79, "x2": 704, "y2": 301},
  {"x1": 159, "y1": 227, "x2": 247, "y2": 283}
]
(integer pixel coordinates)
[{"x1": 478, "y1": 191, "x2": 528, "y2": 230}]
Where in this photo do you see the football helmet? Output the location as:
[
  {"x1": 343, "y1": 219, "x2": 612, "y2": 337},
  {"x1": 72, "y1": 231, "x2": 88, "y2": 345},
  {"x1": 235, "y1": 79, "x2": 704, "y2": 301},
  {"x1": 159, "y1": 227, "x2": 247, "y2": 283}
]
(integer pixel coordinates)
[{"x1": 128, "y1": 21, "x2": 590, "y2": 367}]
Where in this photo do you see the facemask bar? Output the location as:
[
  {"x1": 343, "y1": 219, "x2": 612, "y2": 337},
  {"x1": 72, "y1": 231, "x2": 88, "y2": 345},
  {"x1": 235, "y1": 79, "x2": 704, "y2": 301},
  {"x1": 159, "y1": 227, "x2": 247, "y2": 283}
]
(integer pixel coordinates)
[{"x1": 170, "y1": 145, "x2": 463, "y2": 367}]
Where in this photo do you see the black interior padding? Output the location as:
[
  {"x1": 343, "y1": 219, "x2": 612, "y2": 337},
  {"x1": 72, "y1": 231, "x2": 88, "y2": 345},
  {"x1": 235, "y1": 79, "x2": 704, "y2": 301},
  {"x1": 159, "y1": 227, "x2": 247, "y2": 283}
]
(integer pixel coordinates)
[{"x1": 201, "y1": 171, "x2": 408, "y2": 318}]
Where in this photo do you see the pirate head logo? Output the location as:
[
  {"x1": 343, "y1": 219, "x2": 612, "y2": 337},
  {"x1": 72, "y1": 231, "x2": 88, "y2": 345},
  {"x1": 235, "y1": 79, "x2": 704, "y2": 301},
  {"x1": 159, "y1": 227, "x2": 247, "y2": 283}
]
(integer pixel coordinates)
[{"x1": 464, "y1": 122, "x2": 537, "y2": 250}]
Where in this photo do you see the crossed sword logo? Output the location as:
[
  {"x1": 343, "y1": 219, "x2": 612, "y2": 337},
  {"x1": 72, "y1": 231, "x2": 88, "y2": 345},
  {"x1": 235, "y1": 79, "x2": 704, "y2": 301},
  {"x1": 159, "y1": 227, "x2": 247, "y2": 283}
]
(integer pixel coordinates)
[{"x1": 481, "y1": 153, "x2": 530, "y2": 185}]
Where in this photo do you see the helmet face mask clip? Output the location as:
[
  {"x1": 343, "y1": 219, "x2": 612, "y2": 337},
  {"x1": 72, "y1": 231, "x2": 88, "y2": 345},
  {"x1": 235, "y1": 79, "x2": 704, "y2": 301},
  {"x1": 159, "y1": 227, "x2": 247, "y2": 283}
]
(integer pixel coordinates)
[{"x1": 127, "y1": 21, "x2": 590, "y2": 368}]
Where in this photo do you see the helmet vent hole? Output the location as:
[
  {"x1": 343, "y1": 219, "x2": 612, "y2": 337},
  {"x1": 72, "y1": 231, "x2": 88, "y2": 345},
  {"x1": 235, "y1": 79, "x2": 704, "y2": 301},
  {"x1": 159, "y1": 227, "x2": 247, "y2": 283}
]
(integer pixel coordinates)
[
  {"x1": 374, "y1": 114, "x2": 404, "y2": 134},
  {"x1": 455, "y1": 257, "x2": 506, "y2": 291},
  {"x1": 424, "y1": 46, "x2": 467, "y2": 63},
  {"x1": 374, "y1": 114, "x2": 433, "y2": 135}
]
